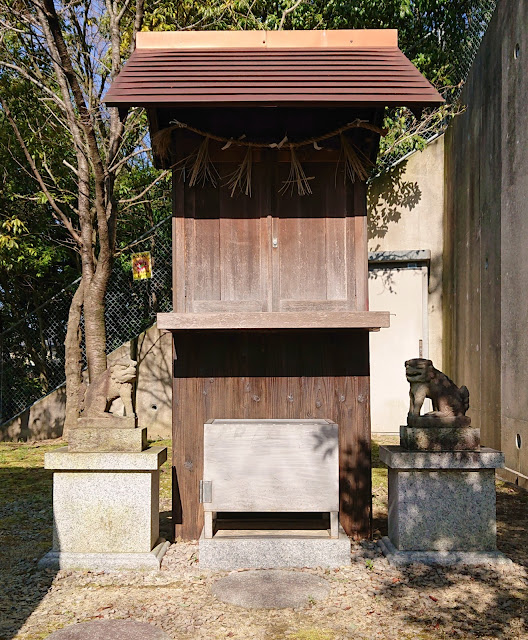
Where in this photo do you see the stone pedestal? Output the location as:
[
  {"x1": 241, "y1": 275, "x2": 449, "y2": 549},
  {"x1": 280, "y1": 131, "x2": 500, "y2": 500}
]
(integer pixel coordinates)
[
  {"x1": 400, "y1": 425, "x2": 480, "y2": 451},
  {"x1": 199, "y1": 525, "x2": 351, "y2": 570},
  {"x1": 379, "y1": 446, "x2": 511, "y2": 566},
  {"x1": 39, "y1": 446, "x2": 169, "y2": 571},
  {"x1": 68, "y1": 426, "x2": 147, "y2": 452}
]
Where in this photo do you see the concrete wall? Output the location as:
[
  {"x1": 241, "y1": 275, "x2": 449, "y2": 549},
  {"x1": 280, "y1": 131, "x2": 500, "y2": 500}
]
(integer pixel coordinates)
[
  {"x1": 444, "y1": 0, "x2": 528, "y2": 487},
  {"x1": 368, "y1": 135, "x2": 445, "y2": 370},
  {"x1": 0, "y1": 324, "x2": 173, "y2": 442}
]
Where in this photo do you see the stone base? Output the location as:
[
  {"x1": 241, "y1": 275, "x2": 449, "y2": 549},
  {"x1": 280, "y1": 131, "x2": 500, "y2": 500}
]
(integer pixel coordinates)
[
  {"x1": 38, "y1": 539, "x2": 170, "y2": 571},
  {"x1": 400, "y1": 425, "x2": 480, "y2": 451},
  {"x1": 68, "y1": 426, "x2": 147, "y2": 452},
  {"x1": 407, "y1": 414, "x2": 471, "y2": 428},
  {"x1": 380, "y1": 446, "x2": 505, "y2": 554},
  {"x1": 378, "y1": 536, "x2": 512, "y2": 567},
  {"x1": 41, "y1": 447, "x2": 167, "y2": 568},
  {"x1": 199, "y1": 526, "x2": 350, "y2": 569},
  {"x1": 77, "y1": 415, "x2": 137, "y2": 429}
]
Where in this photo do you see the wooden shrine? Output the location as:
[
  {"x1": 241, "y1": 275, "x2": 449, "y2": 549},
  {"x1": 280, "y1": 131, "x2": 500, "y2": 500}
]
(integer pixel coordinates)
[{"x1": 105, "y1": 29, "x2": 443, "y2": 540}]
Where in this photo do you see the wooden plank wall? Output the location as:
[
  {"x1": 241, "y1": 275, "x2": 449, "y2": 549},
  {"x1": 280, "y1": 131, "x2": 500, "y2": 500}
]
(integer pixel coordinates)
[
  {"x1": 171, "y1": 146, "x2": 369, "y2": 315},
  {"x1": 172, "y1": 330, "x2": 371, "y2": 540}
]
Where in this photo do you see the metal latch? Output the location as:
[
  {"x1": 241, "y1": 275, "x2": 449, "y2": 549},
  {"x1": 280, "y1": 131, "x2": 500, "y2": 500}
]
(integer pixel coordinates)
[{"x1": 199, "y1": 480, "x2": 212, "y2": 503}]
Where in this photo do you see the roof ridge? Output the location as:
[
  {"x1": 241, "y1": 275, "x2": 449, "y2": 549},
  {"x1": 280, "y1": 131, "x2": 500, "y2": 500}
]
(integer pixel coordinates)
[{"x1": 136, "y1": 29, "x2": 398, "y2": 50}]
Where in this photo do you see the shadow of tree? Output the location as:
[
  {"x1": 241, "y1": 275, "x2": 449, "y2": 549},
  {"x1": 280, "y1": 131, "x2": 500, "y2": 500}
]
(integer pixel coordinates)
[
  {"x1": 367, "y1": 160, "x2": 422, "y2": 243},
  {"x1": 373, "y1": 561, "x2": 527, "y2": 638},
  {"x1": 370, "y1": 439, "x2": 528, "y2": 639},
  {"x1": 0, "y1": 465, "x2": 57, "y2": 639}
]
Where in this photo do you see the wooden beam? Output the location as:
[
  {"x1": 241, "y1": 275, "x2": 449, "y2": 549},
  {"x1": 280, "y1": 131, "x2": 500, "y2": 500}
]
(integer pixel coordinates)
[{"x1": 158, "y1": 311, "x2": 390, "y2": 331}]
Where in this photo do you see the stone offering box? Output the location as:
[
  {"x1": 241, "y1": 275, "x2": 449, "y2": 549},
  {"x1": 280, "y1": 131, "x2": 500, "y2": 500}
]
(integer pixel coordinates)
[{"x1": 199, "y1": 419, "x2": 350, "y2": 569}]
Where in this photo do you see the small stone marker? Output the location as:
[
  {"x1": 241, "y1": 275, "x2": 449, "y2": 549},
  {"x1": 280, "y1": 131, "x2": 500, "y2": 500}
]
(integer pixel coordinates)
[
  {"x1": 46, "y1": 620, "x2": 171, "y2": 640},
  {"x1": 211, "y1": 569, "x2": 330, "y2": 609}
]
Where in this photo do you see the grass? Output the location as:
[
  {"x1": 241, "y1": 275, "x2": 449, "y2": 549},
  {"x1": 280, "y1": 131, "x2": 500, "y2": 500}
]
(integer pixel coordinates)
[
  {"x1": 150, "y1": 438, "x2": 172, "y2": 502},
  {"x1": 289, "y1": 630, "x2": 335, "y2": 640},
  {"x1": 0, "y1": 441, "x2": 64, "y2": 559}
]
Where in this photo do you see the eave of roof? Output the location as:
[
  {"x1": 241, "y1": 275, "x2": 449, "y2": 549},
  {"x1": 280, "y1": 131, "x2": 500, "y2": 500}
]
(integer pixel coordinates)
[{"x1": 104, "y1": 30, "x2": 444, "y2": 109}]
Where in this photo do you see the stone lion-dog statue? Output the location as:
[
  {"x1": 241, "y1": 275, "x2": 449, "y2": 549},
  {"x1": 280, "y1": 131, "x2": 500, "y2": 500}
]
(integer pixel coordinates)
[
  {"x1": 81, "y1": 359, "x2": 137, "y2": 420},
  {"x1": 405, "y1": 358, "x2": 469, "y2": 420}
]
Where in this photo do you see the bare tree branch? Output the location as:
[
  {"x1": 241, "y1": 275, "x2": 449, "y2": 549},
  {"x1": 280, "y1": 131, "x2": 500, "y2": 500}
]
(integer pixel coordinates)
[
  {"x1": 278, "y1": 0, "x2": 304, "y2": 30},
  {"x1": 119, "y1": 169, "x2": 170, "y2": 208}
]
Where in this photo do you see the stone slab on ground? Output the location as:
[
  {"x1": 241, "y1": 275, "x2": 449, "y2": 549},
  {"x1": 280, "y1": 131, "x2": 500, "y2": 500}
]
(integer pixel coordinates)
[
  {"x1": 67, "y1": 426, "x2": 147, "y2": 452},
  {"x1": 38, "y1": 539, "x2": 170, "y2": 571},
  {"x1": 380, "y1": 445, "x2": 504, "y2": 469},
  {"x1": 46, "y1": 620, "x2": 171, "y2": 639},
  {"x1": 211, "y1": 569, "x2": 330, "y2": 609},
  {"x1": 400, "y1": 424, "x2": 480, "y2": 451},
  {"x1": 378, "y1": 536, "x2": 513, "y2": 567},
  {"x1": 199, "y1": 526, "x2": 350, "y2": 569}
]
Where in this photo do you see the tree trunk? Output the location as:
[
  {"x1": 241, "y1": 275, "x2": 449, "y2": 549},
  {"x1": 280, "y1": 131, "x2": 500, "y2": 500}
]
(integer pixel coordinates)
[
  {"x1": 63, "y1": 280, "x2": 84, "y2": 438},
  {"x1": 83, "y1": 282, "x2": 108, "y2": 382}
]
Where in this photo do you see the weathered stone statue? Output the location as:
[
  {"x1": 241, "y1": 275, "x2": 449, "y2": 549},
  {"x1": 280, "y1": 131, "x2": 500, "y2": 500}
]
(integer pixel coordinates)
[
  {"x1": 404, "y1": 358, "x2": 471, "y2": 429},
  {"x1": 78, "y1": 359, "x2": 137, "y2": 426},
  {"x1": 405, "y1": 358, "x2": 469, "y2": 418},
  {"x1": 70, "y1": 359, "x2": 145, "y2": 451},
  {"x1": 401, "y1": 358, "x2": 478, "y2": 450}
]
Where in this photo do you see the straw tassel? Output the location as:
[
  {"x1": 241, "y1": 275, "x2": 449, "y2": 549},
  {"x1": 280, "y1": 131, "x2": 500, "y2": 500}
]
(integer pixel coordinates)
[
  {"x1": 225, "y1": 146, "x2": 253, "y2": 197},
  {"x1": 152, "y1": 128, "x2": 174, "y2": 161},
  {"x1": 279, "y1": 145, "x2": 313, "y2": 196},
  {"x1": 187, "y1": 136, "x2": 218, "y2": 187},
  {"x1": 339, "y1": 134, "x2": 371, "y2": 183}
]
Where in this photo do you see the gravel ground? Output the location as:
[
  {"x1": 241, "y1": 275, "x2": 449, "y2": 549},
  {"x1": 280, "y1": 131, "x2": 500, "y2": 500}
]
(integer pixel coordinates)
[{"x1": 1, "y1": 439, "x2": 527, "y2": 640}]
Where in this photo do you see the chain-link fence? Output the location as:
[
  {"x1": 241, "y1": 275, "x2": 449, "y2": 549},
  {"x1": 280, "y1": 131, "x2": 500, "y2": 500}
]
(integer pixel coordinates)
[
  {"x1": 377, "y1": 0, "x2": 497, "y2": 173},
  {"x1": 0, "y1": 216, "x2": 173, "y2": 425}
]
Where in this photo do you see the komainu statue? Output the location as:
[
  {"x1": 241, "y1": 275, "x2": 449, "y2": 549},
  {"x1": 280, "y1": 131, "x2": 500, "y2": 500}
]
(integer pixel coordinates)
[
  {"x1": 405, "y1": 358, "x2": 470, "y2": 426},
  {"x1": 80, "y1": 359, "x2": 137, "y2": 421}
]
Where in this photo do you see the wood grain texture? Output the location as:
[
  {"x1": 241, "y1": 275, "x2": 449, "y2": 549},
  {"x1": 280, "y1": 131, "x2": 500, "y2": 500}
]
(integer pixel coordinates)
[
  {"x1": 158, "y1": 311, "x2": 389, "y2": 330},
  {"x1": 171, "y1": 149, "x2": 373, "y2": 315},
  {"x1": 172, "y1": 330, "x2": 371, "y2": 540},
  {"x1": 203, "y1": 420, "x2": 338, "y2": 512}
]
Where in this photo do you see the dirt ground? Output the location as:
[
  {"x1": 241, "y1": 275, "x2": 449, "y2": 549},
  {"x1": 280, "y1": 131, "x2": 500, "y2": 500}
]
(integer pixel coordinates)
[{"x1": 0, "y1": 438, "x2": 526, "y2": 640}]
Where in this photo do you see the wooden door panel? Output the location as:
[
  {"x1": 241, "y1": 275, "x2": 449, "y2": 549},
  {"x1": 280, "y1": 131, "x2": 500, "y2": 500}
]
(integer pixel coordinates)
[
  {"x1": 184, "y1": 163, "x2": 270, "y2": 312},
  {"x1": 178, "y1": 161, "x2": 363, "y2": 313},
  {"x1": 275, "y1": 164, "x2": 351, "y2": 310}
]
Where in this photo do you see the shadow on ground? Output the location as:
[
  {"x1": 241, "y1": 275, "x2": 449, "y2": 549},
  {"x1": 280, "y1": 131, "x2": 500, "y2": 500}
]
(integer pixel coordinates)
[
  {"x1": 0, "y1": 466, "x2": 57, "y2": 639},
  {"x1": 368, "y1": 438, "x2": 527, "y2": 639},
  {"x1": 370, "y1": 559, "x2": 527, "y2": 638}
]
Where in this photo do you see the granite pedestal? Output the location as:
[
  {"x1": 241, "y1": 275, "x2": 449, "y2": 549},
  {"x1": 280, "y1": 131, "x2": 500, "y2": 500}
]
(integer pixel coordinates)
[
  {"x1": 379, "y1": 446, "x2": 511, "y2": 566},
  {"x1": 400, "y1": 424, "x2": 480, "y2": 451},
  {"x1": 68, "y1": 426, "x2": 147, "y2": 452},
  {"x1": 39, "y1": 446, "x2": 168, "y2": 571},
  {"x1": 199, "y1": 524, "x2": 351, "y2": 569}
]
